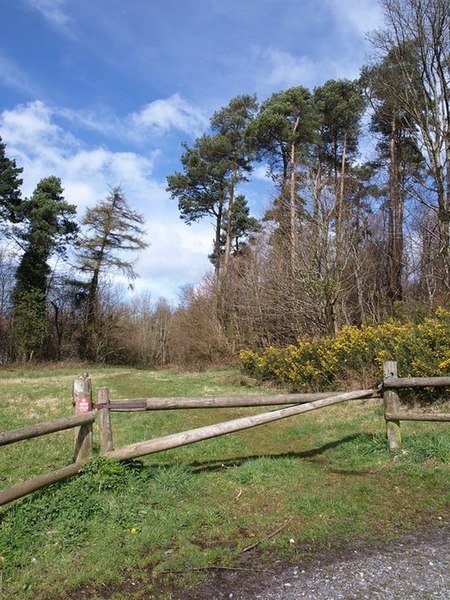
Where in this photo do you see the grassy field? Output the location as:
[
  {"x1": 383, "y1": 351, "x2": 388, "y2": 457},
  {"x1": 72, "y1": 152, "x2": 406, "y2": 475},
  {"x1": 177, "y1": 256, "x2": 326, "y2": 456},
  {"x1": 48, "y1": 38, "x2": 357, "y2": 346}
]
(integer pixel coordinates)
[{"x1": 0, "y1": 365, "x2": 449, "y2": 599}]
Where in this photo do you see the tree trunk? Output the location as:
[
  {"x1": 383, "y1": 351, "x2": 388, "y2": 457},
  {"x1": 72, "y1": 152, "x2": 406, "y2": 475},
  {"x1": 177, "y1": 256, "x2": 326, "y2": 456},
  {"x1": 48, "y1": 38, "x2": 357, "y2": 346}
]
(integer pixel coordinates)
[
  {"x1": 290, "y1": 116, "x2": 301, "y2": 274},
  {"x1": 388, "y1": 113, "x2": 403, "y2": 306},
  {"x1": 440, "y1": 132, "x2": 450, "y2": 293},
  {"x1": 214, "y1": 202, "x2": 223, "y2": 279},
  {"x1": 334, "y1": 131, "x2": 347, "y2": 330},
  {"x1": 337, "y1": 131, "x2": 347, "y2": 235},
  {"x1": 223, "y1": 167, "x2": 237, "y2": 282}
]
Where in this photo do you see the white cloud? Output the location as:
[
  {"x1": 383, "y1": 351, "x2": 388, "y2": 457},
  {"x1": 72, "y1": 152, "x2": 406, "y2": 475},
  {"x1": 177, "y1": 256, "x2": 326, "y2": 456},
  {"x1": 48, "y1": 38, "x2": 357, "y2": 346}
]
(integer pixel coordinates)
[
  {"x1": 0, "y1": 101, "x2": 159, "y2": 207},
  {"x1": 0, "y1": 54, "x2": 38, "y2": 96},
  {"x1": 1, "y1": 101, "x2": 74, "y2": 148},
  {"x1": 55, "y1": 95, "x2": 208, "y2": 142},
  {"x1": 253, "y1": 3, "x2": 383, "y2": 95},
  {"x1": 259, "y1": 47, "x2": 317, "y2": 90},
  {"x1": 138, "y1": 222, "x2": 212, "y2": 276},
  {"x1": 1, "y1": 101, "x2": 82, "y2": 196},
  {"x1": 256, "y1": 45, "x2": 365, "y2": 93},
  {"x1": 26, "y1": 0, "x2": 71, "y2": 28},
  {"x1": 252, "y1": 165, "x2": 271, "y2": 182},
  {"x1": 0, "y1": 100, "x2": 213, "y2": 300},
  {"x1": 324, "y1": 0, "x2": 383, "y2": 36},
  {"x1": 130, "y1": 94, "x2": 209, "y2": 138},
  {"x1": 58, "y1": 105, "x2": 124, "y2": 139}
]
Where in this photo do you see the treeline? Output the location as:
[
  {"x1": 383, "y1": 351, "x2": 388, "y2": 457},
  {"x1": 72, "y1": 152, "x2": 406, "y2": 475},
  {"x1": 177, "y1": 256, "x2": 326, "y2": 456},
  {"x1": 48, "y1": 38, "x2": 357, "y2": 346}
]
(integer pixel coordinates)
[
  {"x1": 166, "y1": 0, "x2": 450, "y2": 359},
  {"x1": 1, "y1": 0, "x2": 449, "y2": 367},
  {"x1": 0, "y1": 165, "x2": 149, "y2": 363}
]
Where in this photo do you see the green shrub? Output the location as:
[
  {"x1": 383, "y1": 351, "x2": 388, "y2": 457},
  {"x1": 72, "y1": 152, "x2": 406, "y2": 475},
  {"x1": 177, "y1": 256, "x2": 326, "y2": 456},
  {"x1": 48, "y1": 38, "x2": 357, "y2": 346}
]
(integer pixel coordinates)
[{"x1": 240, "y1": 307, "x2": 450, "y2": 392}]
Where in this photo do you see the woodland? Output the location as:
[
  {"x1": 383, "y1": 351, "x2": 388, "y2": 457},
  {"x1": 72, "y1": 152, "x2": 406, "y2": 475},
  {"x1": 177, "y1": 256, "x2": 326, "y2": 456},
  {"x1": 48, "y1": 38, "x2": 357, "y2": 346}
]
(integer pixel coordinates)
[{"x1": 0, "y1": 0, "x2": 449, "y2": 368}]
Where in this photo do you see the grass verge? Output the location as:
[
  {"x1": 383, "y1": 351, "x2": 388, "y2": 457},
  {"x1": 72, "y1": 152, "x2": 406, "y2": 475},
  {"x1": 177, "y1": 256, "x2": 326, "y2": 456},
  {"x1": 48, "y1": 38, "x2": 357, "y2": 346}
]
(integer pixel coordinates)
[{"x1": 0, "y1": 365, "x2": 449, "y2": 599}]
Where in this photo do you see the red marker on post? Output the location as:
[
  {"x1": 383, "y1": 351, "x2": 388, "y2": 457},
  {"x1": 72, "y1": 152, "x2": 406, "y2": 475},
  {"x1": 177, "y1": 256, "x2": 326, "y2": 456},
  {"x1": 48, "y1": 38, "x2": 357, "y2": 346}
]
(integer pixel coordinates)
[{"x1": 73, "y1": 373, "x2": 93, "y2": 461}]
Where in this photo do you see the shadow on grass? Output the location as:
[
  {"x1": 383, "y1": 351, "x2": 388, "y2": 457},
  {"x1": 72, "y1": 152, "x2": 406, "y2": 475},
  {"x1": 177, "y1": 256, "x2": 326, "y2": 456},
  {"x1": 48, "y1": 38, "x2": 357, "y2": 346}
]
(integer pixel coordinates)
[
  {"x1": 146, "y1": 433, "x2": 364, "y2": 474},
  {"x1": 0, "y1": 433, "x2": 377, "y2": 520}
]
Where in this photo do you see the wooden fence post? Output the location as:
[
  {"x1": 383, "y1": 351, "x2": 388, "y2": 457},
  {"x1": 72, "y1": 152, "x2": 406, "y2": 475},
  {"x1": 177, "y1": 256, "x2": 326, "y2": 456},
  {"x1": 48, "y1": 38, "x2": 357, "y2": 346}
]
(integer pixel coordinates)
[
  {"x1": 97, "y1": 387, "x2": 114, "y2": 453},
  {"x1": 73, "y1": 373, "x2": 93, "y2": 462},
  {"x1": 383, "y1": 361, "x2": 402, "y2": 450}
]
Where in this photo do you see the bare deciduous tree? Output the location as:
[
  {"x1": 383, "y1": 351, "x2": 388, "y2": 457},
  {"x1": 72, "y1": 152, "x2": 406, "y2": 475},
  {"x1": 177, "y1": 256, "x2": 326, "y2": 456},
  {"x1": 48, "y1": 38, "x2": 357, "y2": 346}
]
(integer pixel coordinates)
[{"x1": 369, "y1": 0, "x2": 450, "y2": 294}]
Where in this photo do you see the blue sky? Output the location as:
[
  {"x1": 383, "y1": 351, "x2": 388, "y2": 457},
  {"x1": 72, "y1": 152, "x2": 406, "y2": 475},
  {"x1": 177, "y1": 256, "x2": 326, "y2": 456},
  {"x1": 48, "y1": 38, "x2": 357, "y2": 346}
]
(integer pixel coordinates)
[{"x1": 0, "y1": 0, "x2": 382, "y2": 301}]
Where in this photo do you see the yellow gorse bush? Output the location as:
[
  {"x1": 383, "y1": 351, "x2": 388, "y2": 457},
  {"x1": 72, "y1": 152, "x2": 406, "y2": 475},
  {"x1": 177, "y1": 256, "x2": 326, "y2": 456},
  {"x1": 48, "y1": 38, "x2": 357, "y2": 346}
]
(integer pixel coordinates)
[{"x1": 240, "y1": 308, "x2": 450, "y2": 391}]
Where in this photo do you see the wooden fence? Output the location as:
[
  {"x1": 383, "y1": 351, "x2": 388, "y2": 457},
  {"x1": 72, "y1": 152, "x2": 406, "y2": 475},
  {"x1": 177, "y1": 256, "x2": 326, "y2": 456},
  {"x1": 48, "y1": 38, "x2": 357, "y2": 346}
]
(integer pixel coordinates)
[
  {"x1": 0, "y1": 374, "x2": 95, "y2": 506},
  {"x1": 1, "y1": 362, "x2": 448, "y2": 506},
  {"x1": 98, "y1": 387, "x2": 378, "y2": 460},
  {"x1": 382, "y1": 360, "x2": 450, "y2": 450}
]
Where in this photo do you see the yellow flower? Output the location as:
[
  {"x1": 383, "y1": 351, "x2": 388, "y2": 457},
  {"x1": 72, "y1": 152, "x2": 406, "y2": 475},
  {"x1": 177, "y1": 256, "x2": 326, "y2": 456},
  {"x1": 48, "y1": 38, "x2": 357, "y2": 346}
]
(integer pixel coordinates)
[
  {"x1": 438, "y1": 358, "x2": 450, "y2": 372},
  {"x1": 130, "y1": 528, "x2": 137, "y2": 534}
]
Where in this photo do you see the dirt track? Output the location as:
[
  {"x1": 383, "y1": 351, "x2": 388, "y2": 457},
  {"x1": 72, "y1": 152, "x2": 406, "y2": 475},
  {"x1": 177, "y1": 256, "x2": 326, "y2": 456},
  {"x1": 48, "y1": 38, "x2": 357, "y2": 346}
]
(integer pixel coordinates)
[{"x1": 181, "y1": 520, "x2": 449, "y2": 600}]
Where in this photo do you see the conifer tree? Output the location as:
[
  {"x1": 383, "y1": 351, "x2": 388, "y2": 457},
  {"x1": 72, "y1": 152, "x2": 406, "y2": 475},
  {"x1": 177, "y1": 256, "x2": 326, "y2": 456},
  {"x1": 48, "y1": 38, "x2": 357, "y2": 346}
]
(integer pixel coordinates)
[
  {"x1": 77, "y1": 186, "x2": 148, "y2": 360},
  {"x1": 247, "y1": 87, "x2": 315, "y2": 269},
  {"x1": 0, "y1": 135, "x2": 23, "y2": 228},
  {"x1": 168, "y1": 95, "x2": 258, "y2": 280},
  {"x1": 13, "y1": 176, "x2": 77, "y2": 360}
]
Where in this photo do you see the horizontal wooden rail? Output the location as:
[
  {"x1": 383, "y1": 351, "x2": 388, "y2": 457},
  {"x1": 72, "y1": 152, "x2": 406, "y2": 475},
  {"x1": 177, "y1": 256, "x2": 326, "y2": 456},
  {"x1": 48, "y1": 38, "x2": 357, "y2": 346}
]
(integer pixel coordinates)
[
  {"x1": 385, "y1": 412, "x2": 450, "y2": 422},
  {"x1": 103, "y1": 390, "x2": 380, "y2": 412},
  {"x1": 104, "y1": 388, "x2": 376, "y2": 461},
  {"x1": 0, "y1": 461, "x2": 85, "y2": 506},
  {"x1": 384, "y1": 376, "x2": 450, "y2": 389},
  {"x1": 0, "y1": 412, "x2": 96, "y2": 447}
]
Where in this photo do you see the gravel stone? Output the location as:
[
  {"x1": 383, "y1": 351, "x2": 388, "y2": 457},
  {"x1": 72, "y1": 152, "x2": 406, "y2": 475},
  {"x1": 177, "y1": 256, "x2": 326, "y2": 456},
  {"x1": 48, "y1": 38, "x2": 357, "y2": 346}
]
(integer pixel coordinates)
[
  {"x1": 257, "y1": 529, "x2": 449, "y2": 599},
  {"x1": 185, "y1": 522, "x2": 449, "y2": 600}
]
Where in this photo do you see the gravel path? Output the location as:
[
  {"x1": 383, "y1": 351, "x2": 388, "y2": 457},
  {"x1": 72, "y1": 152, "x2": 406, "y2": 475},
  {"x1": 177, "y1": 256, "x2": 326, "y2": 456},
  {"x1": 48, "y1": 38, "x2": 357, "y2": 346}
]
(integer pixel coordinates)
[
  {"x1": 186, "y1": 521, "x2": 449, "y2": 600},
  {"x1": 251, "y1": 527, "x2": 450, "y2": 599}
]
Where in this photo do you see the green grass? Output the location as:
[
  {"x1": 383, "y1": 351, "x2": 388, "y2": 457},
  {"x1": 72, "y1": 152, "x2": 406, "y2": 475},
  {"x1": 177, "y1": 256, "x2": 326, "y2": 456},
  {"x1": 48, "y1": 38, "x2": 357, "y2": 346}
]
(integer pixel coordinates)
[{"x1": 0, "y1": 365, "x2": 449, "y2": 599}]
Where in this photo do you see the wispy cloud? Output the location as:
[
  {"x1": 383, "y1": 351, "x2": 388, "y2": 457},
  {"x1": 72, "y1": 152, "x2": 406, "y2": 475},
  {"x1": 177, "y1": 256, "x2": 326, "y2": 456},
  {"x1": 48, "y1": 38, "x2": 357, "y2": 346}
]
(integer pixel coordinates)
[
  {"x1": 25, "y1": 0, "x2": 71, "y2": 28},
  {"x1": 55, "y1": 94, "x2": 209, "y2": 142},
  {"x1": 324, "y1": 0, "x2": 383, "y2": 37},
  {"x1": 0, "y1": 54, "x2": 39, "y2": 96},
  {"x1": 57, "y1": 104, "x2": 124, "y2": 139},
  {"x1": 129, "y1": 94, "x2": 209, "y2": 138},
  {"x1": 257, "y1": 47, "x2": 317, "y2": 90},
  {"x1": 252, "y1": 165, "x2": 271, "y2": 182},
  {"x1": 255, "y1": 42, "x2": 370, "y2": 94}
]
